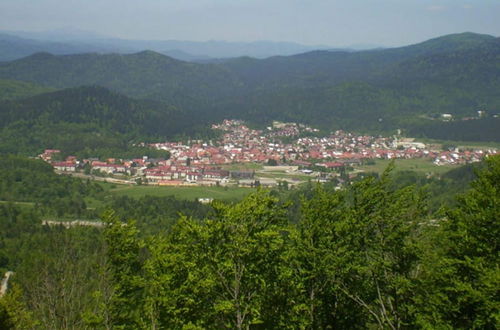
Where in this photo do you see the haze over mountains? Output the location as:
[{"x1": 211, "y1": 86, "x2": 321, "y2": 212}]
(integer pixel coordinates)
[{"x1": 0, "y1": 29, "x2": 342, "y2": 62}]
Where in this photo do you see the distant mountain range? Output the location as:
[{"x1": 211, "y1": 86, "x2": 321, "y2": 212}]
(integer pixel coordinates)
[
  {"x1": 0, "y1": 32, "x2": 498, "y2": 143},
  {"x1": 0, "y1": 29, "x2": 347, "y2": 61}
]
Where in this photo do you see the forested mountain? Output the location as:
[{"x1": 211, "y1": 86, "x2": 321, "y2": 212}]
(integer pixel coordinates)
[
  {"x1": 221, "y1": 32, "x2": 498, "y2": 88},
  {"x1": 0, "y1": 86, "x2": 179, "y2": 134},
  {"x1": 0, "y1": 86, "x2": 212, "y2": 156},
  {"x1": 215, "y1": 33, "x2": 500, "y2": 134},
  {"x1": 0, "y1": 32, "x2": 498, "y2": 141},
  {"x1": 0, "y1": 51, "x2": 241, "y2": 110}
]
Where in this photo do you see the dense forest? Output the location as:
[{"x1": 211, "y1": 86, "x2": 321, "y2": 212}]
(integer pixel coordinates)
[
  {"x1": 0, "y1": 86, "x2": 219, "y2": 157},
  {"x1": 0, "y1": 155, "x2": 498, "y2": 329},
  {"x1": 0, "y1": 79, "x2": 54, "y2": 101},
  {"x1": 0, "y1": 32, "x2": 498, "y2": 141}
]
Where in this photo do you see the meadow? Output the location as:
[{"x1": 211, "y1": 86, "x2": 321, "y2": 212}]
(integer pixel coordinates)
[
  {"x1": 357, "y1": 158, "x2": 458, "y2": 175},
  {"x1": 105, "y1": 184, "x2": 255, "y2": 201}
]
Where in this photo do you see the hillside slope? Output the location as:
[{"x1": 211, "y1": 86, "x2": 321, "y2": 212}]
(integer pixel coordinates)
[
  {"x1": 0, "y1": 86, "x2": 205, "y2": 155},
  {"x1": 0, "y1": 51, "x2": 241, "y2": 109},
  {"x1": 0, "y1": 79, "x2": 54, "y2": 101}
]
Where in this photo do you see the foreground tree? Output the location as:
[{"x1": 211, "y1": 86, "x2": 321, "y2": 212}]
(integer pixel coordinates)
[
  {"x1": 333, "y1": 165, "x2": 428, "y2": 329},
  {"x1": 102, "y1": 212, "x2": 147, "y2": 328},
  {"x1": 415, "y1": 155, "x2": 500, "y2": 328},
  {"x1": 102, "y1": 191, "x2": 291, "y2": 329},
  {"x1": 195, "y1": 191, "x2": 290, "y2": 328},
  {"x1": 286, "y1": 186, "x2": 366, "y2": 328},
  {"x1": 0, "y1": 284, "x2": 38, "y2": 329}
]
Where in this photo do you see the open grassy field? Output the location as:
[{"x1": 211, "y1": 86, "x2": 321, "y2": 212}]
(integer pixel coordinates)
[
  {"x1": 221, "y1": 163, "x2": 264, "y2": 171},
  {"x1": 105, "y1": 184, "x2": 255, "y2": 201},
  {"x1": 357, "y1": 158, "x2": 459, "y2": 175}
]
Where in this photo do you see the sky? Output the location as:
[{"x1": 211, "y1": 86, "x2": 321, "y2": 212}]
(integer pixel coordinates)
[{"x1": 1, "y1": 0, "x2": 499, "y2": 47}]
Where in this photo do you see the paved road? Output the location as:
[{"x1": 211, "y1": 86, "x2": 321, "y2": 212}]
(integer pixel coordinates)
[
  {"x1": 0, "y1": 271, "x2": 14, "y2": 297},
  {"x1": 42, "y1": 220, "x2": 105, "y2": 228}
]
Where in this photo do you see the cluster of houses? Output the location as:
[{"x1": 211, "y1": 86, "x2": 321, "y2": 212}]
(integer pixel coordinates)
[
  {"x1": 40, "y1": 119, "x2": 498, "y2": 186},
  {"x1": 42, "y1": 149, "x2": 148, "y2": 176},
  {"x1": 152, "y1": 120, "x2": 498, "y2": 168},
  {"x1": 39, "y1": 148, "x2": 254, "y2": 186}
]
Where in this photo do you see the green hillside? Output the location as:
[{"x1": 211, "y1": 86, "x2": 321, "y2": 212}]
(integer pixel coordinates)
[
  {"x1": 0, "y1": 79, "x2": 54, "y2": 101},
  {"x1": 0, "y1": 86, "x2": 211, "y2": 156},
  {"x1": 0, "y1": 51, "x2": 241, "y2": 109}
]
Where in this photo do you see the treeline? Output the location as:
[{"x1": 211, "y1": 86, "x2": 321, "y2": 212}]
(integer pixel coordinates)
[
  {"x1": 0, "y1": 155, "x2": 103, "y2": 217},
  {"x1": 1, "y1": 156, "x2": 497, "y2": 329},
  {"x1": 107, "y1": 195, "x2": 211, "y2": 235}
]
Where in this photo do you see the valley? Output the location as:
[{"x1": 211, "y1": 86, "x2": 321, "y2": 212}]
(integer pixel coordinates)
[
  {"x1": 0, "y1": 29, "x2": 499, "y2": 329},
  {"x1": 41, "y1": 119, "x2": 497, "y2": 191}
]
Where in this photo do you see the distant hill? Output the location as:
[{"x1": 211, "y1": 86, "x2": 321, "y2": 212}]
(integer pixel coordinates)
[
  {"x1": 93, "y1": 39, "x2": 332, "y2": 59},
  {"x1": 216, "y1": 32, "x2": 500, "y2": 136},
  {"x1": 0, "y1": 32, "x2": 208, "y2": 62},
  {"x1": 0, "y1": 30, "x2": 333, "y2": 60},
  {"x1": 0, "y1": 86, "x2": 209, "y2": 155},
  {"x1": 0, "y1": 33, "x2": 118, "y2": 61},
  {"x1": 160, "y1": 49, "x2": 213, "y2": 62},
  {"x1": 221, "y1": 32, "x2": 499, "y2": 89},
  {"x1": 0, "y1": 32, "x2": 498, "y2": 141},
  {"x1": 0, "y1": 50, "x2": 241, "y2": 110}
]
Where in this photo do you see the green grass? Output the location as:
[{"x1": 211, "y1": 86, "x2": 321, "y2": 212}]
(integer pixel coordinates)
[
  {"x1": 221, "y1": 163, "x2": 264, "y2": 171},
  {"x1": 357, "y1": 158, "x2": 458, "y2": 175},
  {"x1": 106, "y1": 184, "x2": 255, "y2": 201},
  {"x1": 84, "y1": 197, "x2": 106, "y2": 210}
]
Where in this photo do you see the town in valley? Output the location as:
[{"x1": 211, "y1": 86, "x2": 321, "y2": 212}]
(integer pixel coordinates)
[{"x1": 43, "y1": 119, "x2": 499, "y2": 188}]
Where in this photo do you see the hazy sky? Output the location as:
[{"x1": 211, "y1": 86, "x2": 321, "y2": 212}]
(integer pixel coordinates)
[{"x1": 1, "y1": 0, "x2": 499, "y2": 46}]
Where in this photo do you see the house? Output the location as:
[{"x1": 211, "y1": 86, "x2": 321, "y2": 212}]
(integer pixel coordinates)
[
  {"x1": 317, "y1": 162, "x2": 344, "y2": 169},
  {"x1": 40, "y1": 149, "x2": 61, "y2": 161},
  {"x1": 92, "y1": 164, "x2": 127, "y2": 174},
  {"x1": 186, "y1": 172, "x2": 202, "y2": 182},
  {"x1": 230, "y1": 171, "x2": 255, "y2": 179},
  {"x1": 203, "y1": 169, "x2": 229, "y2": 180},
  {"x1": 52, "y1": 161, "x2": 76, "y2": 172}
]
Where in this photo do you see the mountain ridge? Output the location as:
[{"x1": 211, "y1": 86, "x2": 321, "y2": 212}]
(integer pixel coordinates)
[{"x1": 0, "y1": 31, "x2": 335, "y2": 61}]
